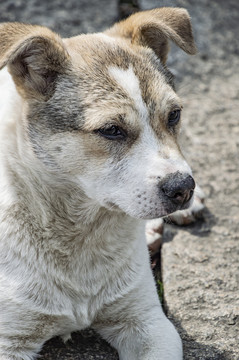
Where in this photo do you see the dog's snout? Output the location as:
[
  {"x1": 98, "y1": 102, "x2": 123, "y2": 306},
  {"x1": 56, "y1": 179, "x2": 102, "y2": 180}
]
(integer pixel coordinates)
[{"x1": 161, "y1": 173, "x2": 195, "y2": 206}]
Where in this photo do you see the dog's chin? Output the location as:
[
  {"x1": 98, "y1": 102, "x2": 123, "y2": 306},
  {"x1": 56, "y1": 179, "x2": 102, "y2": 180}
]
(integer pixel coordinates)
[
  {"x1": 102, "y1": 204, "x2": 172, "y2": 220},
  {"x1": 113, "y1": 199, "x2": 193, "y2": 220}
]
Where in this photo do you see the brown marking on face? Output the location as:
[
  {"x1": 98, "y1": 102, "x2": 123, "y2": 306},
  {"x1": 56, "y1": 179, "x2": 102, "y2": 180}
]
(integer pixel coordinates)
[
  {"x1": 81, "y1": 108, "x2": 141, "y2": 163},
  {"x1": 148, "y1": 96, "x2": 183, "y2": 140}
]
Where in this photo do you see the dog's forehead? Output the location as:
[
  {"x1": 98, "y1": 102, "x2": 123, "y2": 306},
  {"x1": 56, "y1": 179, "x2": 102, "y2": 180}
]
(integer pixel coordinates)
[
  {"x1": 65, "y1": 33, "x2": 175, "y2": 99},
  {"x1": 63, "y1": 34, "x2": 180, "y2": 131}
]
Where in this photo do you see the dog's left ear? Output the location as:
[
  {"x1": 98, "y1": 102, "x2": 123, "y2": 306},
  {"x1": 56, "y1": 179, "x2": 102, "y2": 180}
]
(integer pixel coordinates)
[
  {"x1": 106, "y1": 7, "x2": 197, "y2": 64},
  {"x1": 0, "y1": 23, "x2": 70, "y2": 100}
]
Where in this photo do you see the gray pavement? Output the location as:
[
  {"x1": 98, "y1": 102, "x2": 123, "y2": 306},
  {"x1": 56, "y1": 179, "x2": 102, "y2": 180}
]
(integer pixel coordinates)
[
  {"x1": 0, "y1": 0, "x2": 238, "y2": 358},
  {"x1": 153, "y1": 1, "x2": 239, "y2": 359}
]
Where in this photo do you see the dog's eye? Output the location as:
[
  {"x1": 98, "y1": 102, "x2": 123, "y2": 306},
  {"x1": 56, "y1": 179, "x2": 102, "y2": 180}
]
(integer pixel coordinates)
[
  {"x1": 168, "y1": 109, "x2": 181, "y2": 126},
  {"x1": 97, "y1": 125, "x2": 126, "y2": 140}
]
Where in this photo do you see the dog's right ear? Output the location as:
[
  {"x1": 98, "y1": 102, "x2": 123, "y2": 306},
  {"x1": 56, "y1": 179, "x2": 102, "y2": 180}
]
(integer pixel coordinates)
[
  {"x1": 106, "y1": 8, "x2": 197, "y2": 65},
  {"x1": 0, "y1": 23, "x2": 70, "y2": 99}
]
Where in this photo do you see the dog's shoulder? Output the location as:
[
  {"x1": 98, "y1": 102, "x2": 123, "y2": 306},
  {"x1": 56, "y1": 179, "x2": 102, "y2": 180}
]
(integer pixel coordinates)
[{"x1": 0, "y1": 67, "x2": 22, "y2": 149}]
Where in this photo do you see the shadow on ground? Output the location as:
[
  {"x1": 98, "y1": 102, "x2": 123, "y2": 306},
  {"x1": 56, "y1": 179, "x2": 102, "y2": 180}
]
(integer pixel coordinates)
[
  {"x1": 40, "y1": 329, "x2": 118, "y2": 360},
  {"x1": 163, "y1": 207, "x2": 217, "y2": 243},
  {"x1": 40, "y1": 313, "x2": 234, "y2": 360}
]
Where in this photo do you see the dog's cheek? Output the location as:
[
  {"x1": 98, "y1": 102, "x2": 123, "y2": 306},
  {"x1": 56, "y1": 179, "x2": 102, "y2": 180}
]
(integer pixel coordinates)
[
  {"x1": 26, "y1": 127, "x2": 107, "y2": 175},
  {"x1": 90, "y1": 161, "x2": 157, "y2": 218}
]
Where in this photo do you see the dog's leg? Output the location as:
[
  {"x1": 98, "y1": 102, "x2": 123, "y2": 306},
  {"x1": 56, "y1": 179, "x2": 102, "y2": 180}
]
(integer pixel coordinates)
[
  {"x1": 145, "y1": 218, "x2": 164, "y2": 255},
  {"x1": 145, "y1": 218, "x2": 164, "y2": 268},
  {"x1": 93, "y1": 263, "x2": 182, "y2": 360},
  {"x1": 0, "y1": 300, "x2": 72, "y2": 360}
]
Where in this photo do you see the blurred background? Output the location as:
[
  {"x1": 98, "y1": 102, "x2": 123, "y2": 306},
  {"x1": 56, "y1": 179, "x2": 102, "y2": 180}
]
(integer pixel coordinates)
[{"x1": 0, "y1": 1, "x2": 238, "y2": 359}]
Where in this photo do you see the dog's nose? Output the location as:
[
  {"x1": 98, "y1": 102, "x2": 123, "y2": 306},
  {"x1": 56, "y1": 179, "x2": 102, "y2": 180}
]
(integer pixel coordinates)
[{"x1": 161, "y1": 172, "x2": 195, "y2": 206}]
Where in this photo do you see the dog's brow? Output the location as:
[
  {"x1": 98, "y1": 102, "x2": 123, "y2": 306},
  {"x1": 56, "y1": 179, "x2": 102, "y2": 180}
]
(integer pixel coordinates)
[{"x1": 118, "y1": 114, "x2": 125, "y2": 124}]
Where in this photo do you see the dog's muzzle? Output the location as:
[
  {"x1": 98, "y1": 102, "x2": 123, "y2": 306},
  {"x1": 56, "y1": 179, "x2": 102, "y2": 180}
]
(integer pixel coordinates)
[{"x1": 160, "y1": 172, "x2": 195, "y2": 211}]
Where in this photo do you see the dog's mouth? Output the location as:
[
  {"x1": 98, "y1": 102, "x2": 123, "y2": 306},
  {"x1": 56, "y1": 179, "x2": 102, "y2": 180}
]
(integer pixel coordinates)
[
  {"x1": 101, "y1": 173, "x2": 195, "y2": 220},
  {"x1": 160, "y1": 191, "x2": 194, "y2": 217},
  {"x1": 104, "y1": 191, "x2": 194, "y2": 220}
]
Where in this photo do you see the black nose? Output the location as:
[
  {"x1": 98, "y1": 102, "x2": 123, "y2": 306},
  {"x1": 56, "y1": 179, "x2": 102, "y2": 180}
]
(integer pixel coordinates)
[{"x1": 161, "y1": 173, "x2": 195, "y2": 206}]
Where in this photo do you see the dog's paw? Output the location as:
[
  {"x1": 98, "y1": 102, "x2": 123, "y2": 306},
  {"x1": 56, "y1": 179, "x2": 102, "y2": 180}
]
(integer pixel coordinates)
[
  {"x1": 146, "y1": 218, "x2": 164, "y2": 257},
  {"x1": 165, "y1": 184, "x2": 205, "y2": 225},
  {"x1": 60, "y1": 332, "x2": 72, "y2": 343}
]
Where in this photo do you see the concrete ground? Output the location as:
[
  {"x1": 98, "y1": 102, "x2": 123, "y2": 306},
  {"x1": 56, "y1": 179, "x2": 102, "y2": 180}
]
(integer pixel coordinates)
[{"x1": 0, "y1": 0, "x2": 238, "y2": 359}]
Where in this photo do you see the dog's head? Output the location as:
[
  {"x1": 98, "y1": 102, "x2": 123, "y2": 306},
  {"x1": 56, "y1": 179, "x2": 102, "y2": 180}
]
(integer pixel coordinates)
[{"x1": 0, "y1": 8, "x2": 197, "y2": 219}]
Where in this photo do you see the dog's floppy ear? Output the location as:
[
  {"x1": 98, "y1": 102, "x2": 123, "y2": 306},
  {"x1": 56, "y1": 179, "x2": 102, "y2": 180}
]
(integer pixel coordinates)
[
  {"x1": 0, "y1": 23, "x2": 70, "y2": 99},
  {"x1": 106, "y1": 8, "x2": 197, "y2": 64}
]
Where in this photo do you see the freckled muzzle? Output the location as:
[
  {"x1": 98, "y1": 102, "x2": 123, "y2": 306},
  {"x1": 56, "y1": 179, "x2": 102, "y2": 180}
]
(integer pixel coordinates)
[{"x1": 160, "y1": 172, "x2": 195, "y2": 213}]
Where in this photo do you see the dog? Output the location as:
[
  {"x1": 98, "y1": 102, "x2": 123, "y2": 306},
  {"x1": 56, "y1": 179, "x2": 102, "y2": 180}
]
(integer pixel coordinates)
[{"x1": 0, "y1": 8, "x2": 200, "y2": 359}]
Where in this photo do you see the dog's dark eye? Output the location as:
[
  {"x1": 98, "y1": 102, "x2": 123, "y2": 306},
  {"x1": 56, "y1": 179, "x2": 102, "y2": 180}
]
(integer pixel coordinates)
[
  {"x1": 97, "y1": 125, "x2": 126, "y2": 140},
  {"x1": 168, "y1": 110, "x2": 181, "y2": 126}
]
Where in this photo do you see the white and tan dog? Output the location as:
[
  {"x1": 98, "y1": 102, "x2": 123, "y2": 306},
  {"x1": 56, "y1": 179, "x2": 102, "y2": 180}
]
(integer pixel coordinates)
[{"x1": 0, "y1": 8, "x2": 201, "y2": 360}]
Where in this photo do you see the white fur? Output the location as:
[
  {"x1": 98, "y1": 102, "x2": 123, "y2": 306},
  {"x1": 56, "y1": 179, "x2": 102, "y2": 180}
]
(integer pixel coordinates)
[
  {"x1": 0, "y1": 67, "x2": 183, "y2": 359},
  {"x1": 109, "y1": 66, "x2": 149, "y2": 119}
]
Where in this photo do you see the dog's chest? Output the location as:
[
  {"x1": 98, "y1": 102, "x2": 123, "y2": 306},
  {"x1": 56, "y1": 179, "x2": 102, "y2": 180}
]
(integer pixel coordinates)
[
  {"x1": 0, "y1": 210, "x2": 145, "y2": 329},
  {"x1": 36, "y1": 234, "x2": 144, "y2": 329},
  {"x1": 55, "y1": 226, "x2": 145, "y2": 320}
]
